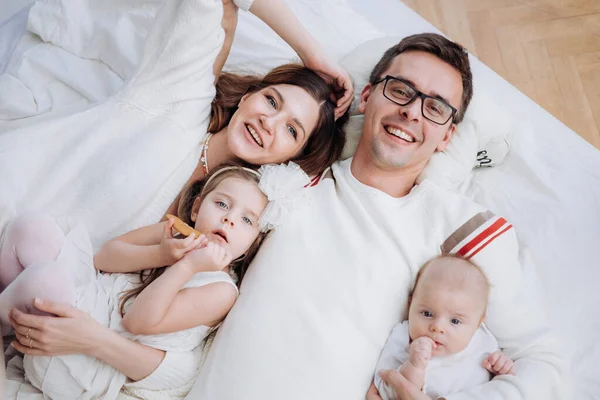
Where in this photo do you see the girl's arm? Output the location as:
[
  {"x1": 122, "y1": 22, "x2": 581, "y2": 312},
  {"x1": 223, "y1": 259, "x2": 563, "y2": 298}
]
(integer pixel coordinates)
[
  {"x1": 9, "y1": 299, "x2": 165, "y2": 381},
  {"x1": 94, "y1": 222, "x2": 166, "y2": 273},
  {"x1": 122, "y1": 260, "x2": 237, "y2": 336},
  {"x1": 122, "y1": 243, "x2": 235, "y2": 334},
  {"x1": 94, "y1": 220, "x2": 205, "y2": 273}
]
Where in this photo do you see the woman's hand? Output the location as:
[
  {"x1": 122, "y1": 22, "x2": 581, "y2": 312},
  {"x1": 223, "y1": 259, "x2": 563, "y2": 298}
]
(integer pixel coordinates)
[
  {"x1": 301, "y1": 53, "x2": 354, "y2": 120},
  {"x1": 247, "y1": 0, "x2": 354, "y2": 119},
  {"x1": 160, "y1": 219, "x2": 208, "y2": 265},
  {"x1": 214, "y1": 0, "x2": 239, "y2": 79},
  {"x1": 378, "y1": 370, "x2": 433, "y2": 400},
  {"x1": 9, "y1": 298, "x2": 102, "y2": 357},
  {"x1": 221, "y1": 0, "x2": 239, "y2": 35}
]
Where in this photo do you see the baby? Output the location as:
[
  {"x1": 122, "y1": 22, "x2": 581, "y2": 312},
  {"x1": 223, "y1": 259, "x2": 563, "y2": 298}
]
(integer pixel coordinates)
[{"x1": 374, "y1": 255, "x2": 515, "y2": 399}]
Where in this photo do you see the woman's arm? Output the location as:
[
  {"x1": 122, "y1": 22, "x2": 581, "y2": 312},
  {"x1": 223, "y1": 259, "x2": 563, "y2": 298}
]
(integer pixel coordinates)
[
  {"x1": 123, "y1": 245, "x2": 236, "y2": 335},
  {"x1": 213, "y1": 0, "x2": 239, "y2": 81},
  {"x1": 9, "y1": 299, "x2": 165, "y2": 381},
  {"x1": 248, "y1": 0, "x2": 354, "y2": 117}
]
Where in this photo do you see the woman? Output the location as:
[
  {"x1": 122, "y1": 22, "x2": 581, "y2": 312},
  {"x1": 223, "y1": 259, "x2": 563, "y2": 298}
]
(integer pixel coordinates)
[
  {"x1": 4, "y1": 0, "x2": 352, "y2": 396},
  {"x1": 0, "y1": 0, "x2": 352, "y2": 251}
]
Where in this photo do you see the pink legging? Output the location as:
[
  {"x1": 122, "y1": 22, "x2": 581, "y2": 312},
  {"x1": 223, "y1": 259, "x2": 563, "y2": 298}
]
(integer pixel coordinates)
[{"x1": 0, "y1": 213, "x2": 77, "y2": 335}]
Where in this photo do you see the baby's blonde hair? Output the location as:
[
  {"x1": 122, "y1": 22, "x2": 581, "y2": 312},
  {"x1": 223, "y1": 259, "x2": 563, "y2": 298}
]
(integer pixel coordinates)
[{"x1": 409, "y1": 254, "x2": 491, "y2": 318}]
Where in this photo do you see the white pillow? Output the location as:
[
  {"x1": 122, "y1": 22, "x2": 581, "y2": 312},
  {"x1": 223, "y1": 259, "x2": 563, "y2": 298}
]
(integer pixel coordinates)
[{"x1": 339, "y1": 36, "x2": 513, "y2": 189}]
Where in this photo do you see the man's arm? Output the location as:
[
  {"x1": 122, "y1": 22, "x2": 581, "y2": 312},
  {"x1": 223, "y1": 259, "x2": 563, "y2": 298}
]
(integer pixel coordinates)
[{"x1": 443, "y1": 220, "x2": 567, "y2": 400}]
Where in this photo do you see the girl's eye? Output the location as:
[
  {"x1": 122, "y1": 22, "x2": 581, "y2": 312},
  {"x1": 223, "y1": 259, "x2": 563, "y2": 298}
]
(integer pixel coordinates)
[
  {"x1": 266, "y1": 95, "x2": 277, "y2": 109},
  {"x1": 216, "y1": 201, "x2": 228, "y2": 209},
  {"x1": 242, "y1": 216, "x2": 253, "y2": 226},
  {"x1": 287, "y1": 125, "x2": 297, "y2": 139},
  {"x1": 422, "y1": 311, "x2": 433, "y2": 318},
  {"x1": 451, "y1": 318, "x2": 461, "y2": 325}
]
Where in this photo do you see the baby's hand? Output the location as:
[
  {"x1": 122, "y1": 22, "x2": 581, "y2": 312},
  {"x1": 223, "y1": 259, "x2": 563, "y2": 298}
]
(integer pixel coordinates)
[
  {"x1": 409, "y1": 336, "x2": 436, "y2": 369},
  {"x1": 483, "y1": 350, "x2": 516, "y2": 376},
  {"x1": 160, "y1": 219, "x2": 208, "y2": 265},
  {"x1": 183, "y1": 242, "x2": 232, "y2": 272}
]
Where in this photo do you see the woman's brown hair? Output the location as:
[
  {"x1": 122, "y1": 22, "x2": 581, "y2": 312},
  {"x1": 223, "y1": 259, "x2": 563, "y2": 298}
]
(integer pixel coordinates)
[
  {"x1": 208, "y1": 64, "x2": 348, "y2": 177},
  {"x1": 118, "y1": 163, "x2": 268, "y2": 317}
]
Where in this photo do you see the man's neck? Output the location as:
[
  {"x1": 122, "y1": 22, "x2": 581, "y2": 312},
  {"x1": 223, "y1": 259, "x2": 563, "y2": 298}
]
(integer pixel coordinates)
[{"x1": 349, "y1": 155, "x2": 423, "y2": 198}]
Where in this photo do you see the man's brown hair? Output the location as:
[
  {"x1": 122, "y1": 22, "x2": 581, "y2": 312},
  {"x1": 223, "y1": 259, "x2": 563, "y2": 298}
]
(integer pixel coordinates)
[{"x1": 368, "y1": 33, "x2": 473, "y2": 124}]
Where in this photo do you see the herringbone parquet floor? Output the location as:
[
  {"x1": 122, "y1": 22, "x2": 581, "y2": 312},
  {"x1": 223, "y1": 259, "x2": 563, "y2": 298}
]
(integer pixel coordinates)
[{"x1": 401, "y1": 0, "x2": 600, "y2": 150}]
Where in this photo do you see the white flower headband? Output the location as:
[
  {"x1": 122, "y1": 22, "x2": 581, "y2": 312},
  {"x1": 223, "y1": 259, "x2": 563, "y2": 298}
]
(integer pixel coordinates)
[{"x1": 205, "y1": 162, "x2": 310, "y2": 232}]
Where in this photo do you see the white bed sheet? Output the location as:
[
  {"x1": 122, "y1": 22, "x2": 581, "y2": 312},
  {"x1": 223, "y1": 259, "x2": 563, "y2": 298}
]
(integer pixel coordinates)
[{"x1": 0, "y1": 0, "x2": 599, "y2": 398}]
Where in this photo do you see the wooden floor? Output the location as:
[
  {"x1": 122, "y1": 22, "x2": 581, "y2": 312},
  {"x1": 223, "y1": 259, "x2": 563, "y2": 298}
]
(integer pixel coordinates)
[{"x1": 401, "y1": 0, "x2": 600, "y2": 150}]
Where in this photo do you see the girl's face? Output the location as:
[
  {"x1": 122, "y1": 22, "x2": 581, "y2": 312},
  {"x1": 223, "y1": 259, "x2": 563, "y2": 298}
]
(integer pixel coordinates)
[
  {"x1": 191, "y1": 177, "x2": 268, "y2": 261},
  {"x1": 226, "y1": 84, "x2": 320, "y2": 166}
]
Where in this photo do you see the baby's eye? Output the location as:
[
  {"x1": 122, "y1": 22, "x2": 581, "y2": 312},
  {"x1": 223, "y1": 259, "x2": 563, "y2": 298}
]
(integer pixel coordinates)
[
  {"x1": 450, "y1": 318, "x2": 461, "y2": 325},
  {"x1": 216, "y1": 201, "x2": 228, "y2": 209},
  {"x1": 242, "y1": 216, "x2": 253, "y2": 226},
  {"x1": 422, "y1": 311, "x2": 433, "y2": 318}
]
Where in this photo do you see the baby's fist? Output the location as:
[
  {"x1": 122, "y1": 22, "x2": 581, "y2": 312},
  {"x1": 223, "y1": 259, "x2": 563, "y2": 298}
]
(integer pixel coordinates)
[
  {"x1": 483, "y1": 350, "x2": 515, "y2": 376},
  {"x1": 409, "y1": 336, "x2": 436, "y2": 369}
]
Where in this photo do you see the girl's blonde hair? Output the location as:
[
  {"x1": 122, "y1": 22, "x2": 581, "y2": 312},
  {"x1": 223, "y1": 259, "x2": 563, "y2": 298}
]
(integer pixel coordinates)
[{"x1": 118, "y1": 162, "x2": 268, "y2": 317}]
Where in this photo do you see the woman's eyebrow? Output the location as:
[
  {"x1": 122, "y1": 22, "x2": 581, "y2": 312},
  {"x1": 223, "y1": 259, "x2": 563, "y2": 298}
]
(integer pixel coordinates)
[{"x1": 271, "y1": 87, "x2": 307, "y2": 139}]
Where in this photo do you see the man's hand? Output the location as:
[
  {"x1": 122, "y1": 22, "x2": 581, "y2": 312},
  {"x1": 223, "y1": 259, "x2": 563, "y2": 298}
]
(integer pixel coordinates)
[
  {"x1": 378, "y1": 370, "x2": 433, "y2": 400},
  {"x1": 366, "y1": 382, "x2": 384, "y2": 400},
  {"x1": 483, "y1": 350, "x2": 516, "y2": 376}
]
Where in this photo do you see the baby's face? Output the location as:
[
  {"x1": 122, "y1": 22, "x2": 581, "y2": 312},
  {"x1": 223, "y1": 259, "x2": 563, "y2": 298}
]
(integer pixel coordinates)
[{"x1": 408, "y1": 260, "x2": 487, "y2": 357}]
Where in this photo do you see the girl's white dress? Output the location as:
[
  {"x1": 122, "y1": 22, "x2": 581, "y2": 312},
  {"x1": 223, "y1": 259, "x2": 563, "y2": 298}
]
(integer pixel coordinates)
[{"x1": 9, "y1": 221, "x2": 237, "y2": 400}]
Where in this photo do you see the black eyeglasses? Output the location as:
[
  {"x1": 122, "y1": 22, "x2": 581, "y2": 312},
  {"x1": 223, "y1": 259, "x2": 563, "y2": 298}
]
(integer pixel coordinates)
[{"x1": 373, "y1": 75, "x2": 457, "y2": 125}]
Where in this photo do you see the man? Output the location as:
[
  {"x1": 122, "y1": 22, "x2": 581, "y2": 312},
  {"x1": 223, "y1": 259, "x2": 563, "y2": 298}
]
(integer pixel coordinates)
[
  {"x1": 190, "y1": 32, "x2": 566, "y2": 400},
  {"x1": 190, "y1": 33, "x2": 565, "y2": 400}
]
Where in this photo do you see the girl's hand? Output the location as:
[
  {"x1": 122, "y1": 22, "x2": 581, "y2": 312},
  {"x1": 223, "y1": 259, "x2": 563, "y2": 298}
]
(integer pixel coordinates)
[
  {"x1": 160, "y1": 219, "x2": 208, "y2": 265},
  {"x1": 9, "y1": 298, "x2": 101, "y2": 356},
  {"x1": 301, "y1": 53, "x2": 354, "y2": 120},
  {"x1": 483, "y1": 350, "x2": 516, "y2": 376},
  {"x1": 182, "y1": 242, "x2": 232, "y2": 273}
]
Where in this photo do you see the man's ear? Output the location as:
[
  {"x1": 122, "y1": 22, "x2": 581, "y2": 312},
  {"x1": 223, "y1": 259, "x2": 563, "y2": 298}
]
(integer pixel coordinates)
[
  {"x1": 190, "y1": 197, "x2": 202, "y2": 222},
  {"x1": 436, "y1": 123, "x2": 456, "y2": 152},
  {"x1": 357, "y1": 84, "x2": 373, "y2": 114}
]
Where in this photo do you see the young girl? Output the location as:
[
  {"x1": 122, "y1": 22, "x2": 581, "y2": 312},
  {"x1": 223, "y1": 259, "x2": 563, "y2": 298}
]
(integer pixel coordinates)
[
  {"x1": 0, "y1": 162, "x2": 309, "y2": 399},
  {"x1": 374, "y1": 255, "x2": 516, "y2": 400}
]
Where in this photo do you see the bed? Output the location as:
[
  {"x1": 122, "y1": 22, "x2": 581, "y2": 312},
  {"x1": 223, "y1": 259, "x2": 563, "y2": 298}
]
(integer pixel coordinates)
[{"x1": 1, "y1": 0, "x2": 599, "y2": 398}]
